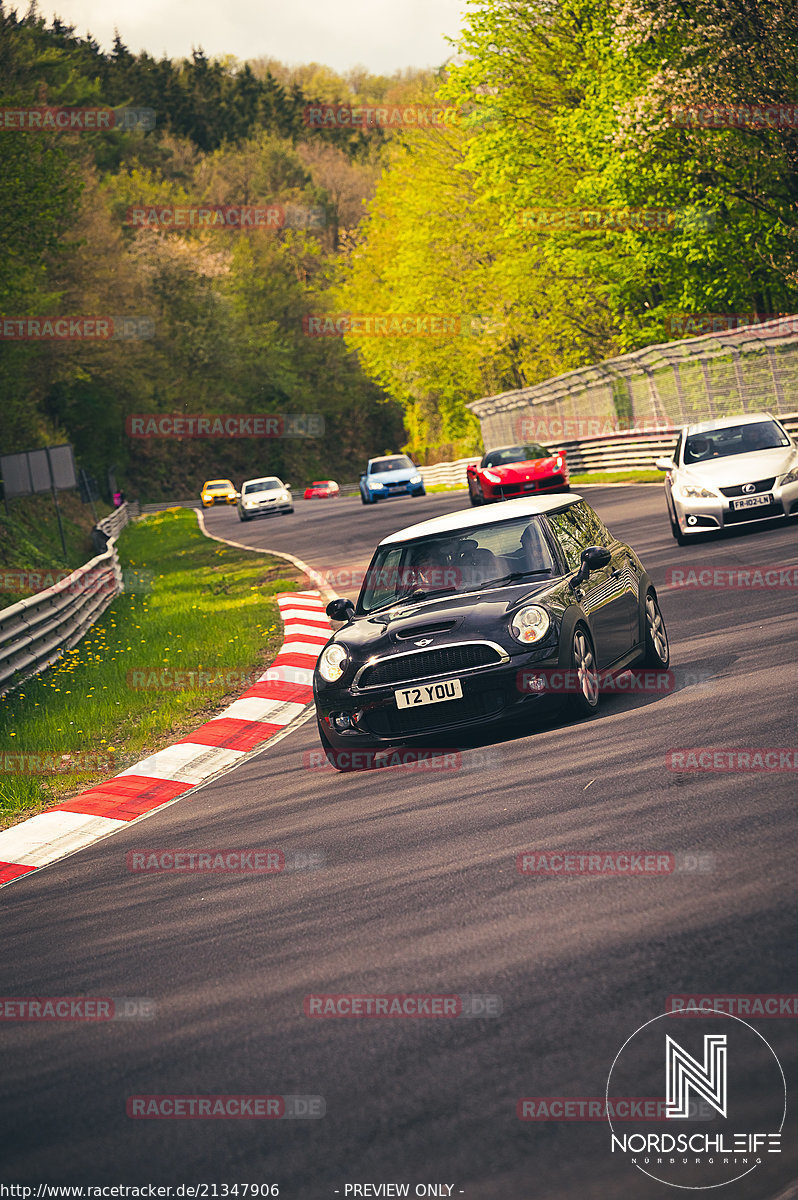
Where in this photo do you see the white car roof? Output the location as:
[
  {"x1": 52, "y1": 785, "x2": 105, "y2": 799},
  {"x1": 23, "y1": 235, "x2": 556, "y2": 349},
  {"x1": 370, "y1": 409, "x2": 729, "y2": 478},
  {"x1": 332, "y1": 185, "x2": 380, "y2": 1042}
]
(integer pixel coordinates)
[
  {"x1": 379, "y1": 493, "x2": 582, "y2": 545},
  {"x1": 684, "y1": 411, "x2": 778, "y2": 435},
  {"x1": 242, "y1": 476, "x2": 282, "y2": 486}
]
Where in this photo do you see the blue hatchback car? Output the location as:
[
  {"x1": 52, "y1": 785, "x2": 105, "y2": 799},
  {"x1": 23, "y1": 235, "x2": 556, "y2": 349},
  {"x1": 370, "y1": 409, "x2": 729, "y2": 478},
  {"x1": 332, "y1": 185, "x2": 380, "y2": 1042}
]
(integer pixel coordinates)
[{"x1": 360, "y1": 455, "x2": 426, "y2": 505}]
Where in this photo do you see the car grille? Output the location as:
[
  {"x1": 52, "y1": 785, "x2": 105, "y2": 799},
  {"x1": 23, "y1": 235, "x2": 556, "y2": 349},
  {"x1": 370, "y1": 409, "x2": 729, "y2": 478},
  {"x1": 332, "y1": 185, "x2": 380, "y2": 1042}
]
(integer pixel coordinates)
[
  {"x1": 498, "y1": 475, "x2": 565, "y2": 497},
  {"x1": 365, "y1": 688, "x2": 506, "y2": 737},
  {"x1": 357, "y1": 643, "x2": 505, "y2": 689},
  {"x1": 720, "y1": 478, "x2": 775, "y2": 497},
  {"x1": 726, "y1": 501, "x2": 783, "y2": 524}
]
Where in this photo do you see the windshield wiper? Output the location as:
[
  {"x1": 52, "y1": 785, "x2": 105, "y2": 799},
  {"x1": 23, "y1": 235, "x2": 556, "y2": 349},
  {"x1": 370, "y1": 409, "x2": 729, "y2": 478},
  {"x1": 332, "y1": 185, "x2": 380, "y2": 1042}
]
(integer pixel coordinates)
[
  {"x1": 465, "y1": 568, "x2": 554, "y2": 590},
  {"x1": 365, "y1": 586, "x2": 457, "y2": 615}
]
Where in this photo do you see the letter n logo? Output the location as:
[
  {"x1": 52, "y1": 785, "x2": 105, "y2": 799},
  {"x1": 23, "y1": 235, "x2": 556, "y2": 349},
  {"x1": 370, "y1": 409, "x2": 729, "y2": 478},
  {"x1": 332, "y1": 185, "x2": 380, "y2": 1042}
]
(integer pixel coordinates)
[{"x1": 666, "y1": 1034, "x2": 727, "y2": 1118}]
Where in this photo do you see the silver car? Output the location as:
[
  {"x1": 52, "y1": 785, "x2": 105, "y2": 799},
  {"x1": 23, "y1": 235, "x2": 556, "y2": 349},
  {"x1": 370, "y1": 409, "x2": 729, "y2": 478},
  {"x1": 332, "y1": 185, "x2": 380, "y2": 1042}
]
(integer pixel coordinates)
[
  {"x1": 656, "y1": 413, "x2": 798, "y2": 545},
  {"x1": 237, "y1": 476, "x2": 294, "y2": 521}
]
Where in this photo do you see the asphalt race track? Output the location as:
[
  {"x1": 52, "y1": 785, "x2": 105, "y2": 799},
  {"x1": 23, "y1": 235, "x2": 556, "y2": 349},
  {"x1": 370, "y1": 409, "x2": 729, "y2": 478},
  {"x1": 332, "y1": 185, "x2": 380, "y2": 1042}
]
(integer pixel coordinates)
[{"x1": 2, "y1": 487, "x2": 798, "y2": 1198}]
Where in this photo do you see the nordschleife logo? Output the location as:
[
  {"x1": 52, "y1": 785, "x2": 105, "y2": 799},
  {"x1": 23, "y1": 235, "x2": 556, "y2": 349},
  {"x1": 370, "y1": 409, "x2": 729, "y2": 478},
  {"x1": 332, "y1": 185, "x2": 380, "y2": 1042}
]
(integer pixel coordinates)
[{"x1": 606, "y1": 1010, "x2": 785, "y2": 1189}]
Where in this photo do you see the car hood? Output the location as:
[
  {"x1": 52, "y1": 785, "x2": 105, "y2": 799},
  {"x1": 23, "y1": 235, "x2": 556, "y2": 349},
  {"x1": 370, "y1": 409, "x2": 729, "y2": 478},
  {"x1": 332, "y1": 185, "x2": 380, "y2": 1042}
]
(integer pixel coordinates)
[
  {"x1": 485, "y1": 456, "x2": 562, "y2": 480},
  {"x1": 681, "y1": 446, "x2": 797, "y2": 486},
  {"x1": 365, "y1": 469, "x2": 417, "y2": 484},
  {"x1": 334, "y1": 580, "x2": 560, "y2": 659}
]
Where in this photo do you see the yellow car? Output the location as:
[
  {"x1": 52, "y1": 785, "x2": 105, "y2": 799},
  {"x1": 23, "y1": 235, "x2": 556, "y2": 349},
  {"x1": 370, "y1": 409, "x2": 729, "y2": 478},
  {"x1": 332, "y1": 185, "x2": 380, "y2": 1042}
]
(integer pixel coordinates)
[{"x1": 200, "y1": 479, "x2": 237, "y2": 507}]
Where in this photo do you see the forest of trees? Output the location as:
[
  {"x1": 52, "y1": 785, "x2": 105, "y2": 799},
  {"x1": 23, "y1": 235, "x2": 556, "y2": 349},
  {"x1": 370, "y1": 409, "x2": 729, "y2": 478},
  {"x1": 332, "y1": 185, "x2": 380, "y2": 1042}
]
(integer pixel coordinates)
[
  {"x1": 0, "y1": 5, "x2": 417, "y2": 497},
  {"x1": 2, "y1": 0, "x2": 798, "y2": 492}
]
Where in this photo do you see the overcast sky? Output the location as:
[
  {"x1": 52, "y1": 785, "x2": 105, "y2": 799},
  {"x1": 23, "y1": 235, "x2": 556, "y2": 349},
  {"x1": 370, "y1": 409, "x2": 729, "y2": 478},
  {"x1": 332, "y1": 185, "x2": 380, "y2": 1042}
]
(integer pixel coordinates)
[{"x1": 36, "y1": 0, "x2": 470, "y2": 74}]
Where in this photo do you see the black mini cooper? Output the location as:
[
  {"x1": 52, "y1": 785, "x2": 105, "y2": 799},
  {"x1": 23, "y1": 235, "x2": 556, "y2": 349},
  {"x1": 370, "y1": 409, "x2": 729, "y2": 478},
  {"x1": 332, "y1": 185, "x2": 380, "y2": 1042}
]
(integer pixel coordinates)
[{"x1": 313, "y1": 494, "x2": 669, "y2": 765}]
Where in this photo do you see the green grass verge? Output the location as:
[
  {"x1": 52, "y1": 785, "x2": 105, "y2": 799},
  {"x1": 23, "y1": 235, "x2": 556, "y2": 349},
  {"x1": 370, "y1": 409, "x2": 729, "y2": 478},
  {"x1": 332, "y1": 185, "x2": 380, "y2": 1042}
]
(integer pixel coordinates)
[
  {"x1": 0, "y1": 508, "x2": 304, "y2": 829},
  {"x1": 569, "y1": 470, "x2": 665, "y2": 484},
  {"x1": 0, "y1": 491, "x2": 112, "y2": 609},
  {"x1": 425, "y1": 471, "x2": 664, "y2": 492}
]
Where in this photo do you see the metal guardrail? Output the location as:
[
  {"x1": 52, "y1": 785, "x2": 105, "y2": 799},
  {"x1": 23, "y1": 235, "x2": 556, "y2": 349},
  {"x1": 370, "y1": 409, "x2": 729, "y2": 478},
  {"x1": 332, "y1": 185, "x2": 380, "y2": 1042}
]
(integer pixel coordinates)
[
  {"x1": 0, "y1": 502, "x2": 132, "y2": 696},
  {"x1": 419, "y1": 458, "x2": 479, "y2": 488}
]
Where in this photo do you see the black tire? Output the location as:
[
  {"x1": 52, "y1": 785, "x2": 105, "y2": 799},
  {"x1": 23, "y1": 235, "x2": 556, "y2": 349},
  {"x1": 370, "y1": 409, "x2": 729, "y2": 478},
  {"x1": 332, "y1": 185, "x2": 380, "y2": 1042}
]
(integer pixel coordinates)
[
  {"x1": 566, "y1": 626, "x2": 600, "y2": 718},
  {"x1": 361, "y1": 492, "x2": 369, "y2": 505},
  {"x1": 238, "y1": 514, "x2": 249, "y2": 523},
  {"x1": 639, "y1": 589, "x2": 670, "y2": 669},
  {"x1": 468, "y1": 481, "x2": 484, "y2": 507},
  {"x1": 667, "y1": 497, "x2": 688, "y2": 546}
]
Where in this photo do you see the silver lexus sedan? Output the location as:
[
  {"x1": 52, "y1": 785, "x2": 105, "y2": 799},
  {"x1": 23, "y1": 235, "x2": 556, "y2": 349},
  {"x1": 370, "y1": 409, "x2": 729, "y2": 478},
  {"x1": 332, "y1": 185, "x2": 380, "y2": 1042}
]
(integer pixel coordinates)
[{"x1": 655, "y1": 413, "x2": 798, "y2": 544}]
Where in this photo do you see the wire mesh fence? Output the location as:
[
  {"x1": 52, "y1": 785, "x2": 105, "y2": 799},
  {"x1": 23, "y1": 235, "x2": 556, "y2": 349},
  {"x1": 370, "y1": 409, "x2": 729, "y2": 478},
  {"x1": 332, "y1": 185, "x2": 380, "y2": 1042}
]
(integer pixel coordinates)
[{"x1": 468, "y1": 317, "x2": 798, "y2": 448}]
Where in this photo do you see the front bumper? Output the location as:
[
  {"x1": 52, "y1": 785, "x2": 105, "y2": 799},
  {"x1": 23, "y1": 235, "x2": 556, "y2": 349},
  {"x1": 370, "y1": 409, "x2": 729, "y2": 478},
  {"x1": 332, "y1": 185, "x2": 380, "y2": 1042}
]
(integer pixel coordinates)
[
  {"x1": 672, "y1": 480, "x2": 798, "y2": 533},
  {"x1": 203, "y1": 494, "x2": 237, "y2": 506},
  {"x1": 483, "y1": 474, "x2": 569, "y2": 501},
  {"x1": 364, "y1": 481, "x2": 425, "y2": 499},
  {"x1": 239, "y1": 501, "x2": 292, "y2": 517},
  {"x1": 315, "y1": 647, "x2": 562, "y2": 747}
]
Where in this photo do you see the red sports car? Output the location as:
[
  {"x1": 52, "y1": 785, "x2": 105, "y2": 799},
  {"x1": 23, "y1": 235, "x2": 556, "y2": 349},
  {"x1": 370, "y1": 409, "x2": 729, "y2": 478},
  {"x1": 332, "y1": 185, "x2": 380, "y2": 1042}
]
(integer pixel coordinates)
[
  {"x1": 304, "y1": 479, "x2": 340, "y2": 499},
  {"x1": 467, "y1": 443, "x2": 569, "y2": 505}
]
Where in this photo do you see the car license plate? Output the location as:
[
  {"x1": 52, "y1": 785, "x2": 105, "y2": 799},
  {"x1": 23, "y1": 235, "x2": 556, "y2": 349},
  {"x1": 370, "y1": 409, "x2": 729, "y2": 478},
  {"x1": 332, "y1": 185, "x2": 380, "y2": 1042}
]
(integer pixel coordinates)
[
  {"x1": 523, "y1": 481, "x2": 537, "y2": 491},
  {"x1": 395, "y1": 678, "x2": 463, "y2": 708},
  {"x1": 732, "y1": 494, "x2": 772, "y2": 510}
]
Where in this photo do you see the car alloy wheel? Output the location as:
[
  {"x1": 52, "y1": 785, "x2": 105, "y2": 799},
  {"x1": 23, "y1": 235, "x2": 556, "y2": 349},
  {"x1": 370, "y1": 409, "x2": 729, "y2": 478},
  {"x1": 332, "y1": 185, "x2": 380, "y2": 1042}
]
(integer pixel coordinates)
[
  {"x1": 568, "y1": 626, "x2": 600, "y2": 716},
  {"x1": 469, "y1": 481, "x2": 484, "y2": 507},
  {"x1": 641, "y1": 590, "x2": 669, "y2": 668}
]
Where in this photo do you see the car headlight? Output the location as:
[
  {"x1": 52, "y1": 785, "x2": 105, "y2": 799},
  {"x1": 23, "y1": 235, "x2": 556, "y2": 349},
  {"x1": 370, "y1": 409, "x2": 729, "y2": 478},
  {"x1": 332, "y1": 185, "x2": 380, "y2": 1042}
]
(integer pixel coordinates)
[
  {"x1": 410, "y1": 474, "x2": 422, "y2": 484},
  {"x1": 318, "y1": 643, "x2": 348, "y2": 683},
  {"x1": 780, "y1": 466, "x2": 798, "y2": 486},
  {"x1": 483, "y1": 469, "x2": 502, "y2": 483},
  {"x1": 368, "y1": 480, "x2": 380, "y2": 489},
  {"x1": 678, "y1": 484, "x2": 718, "y2": 499},
  {"x1": 510, "y1": 605, "x2": 551, "y2": 645}
]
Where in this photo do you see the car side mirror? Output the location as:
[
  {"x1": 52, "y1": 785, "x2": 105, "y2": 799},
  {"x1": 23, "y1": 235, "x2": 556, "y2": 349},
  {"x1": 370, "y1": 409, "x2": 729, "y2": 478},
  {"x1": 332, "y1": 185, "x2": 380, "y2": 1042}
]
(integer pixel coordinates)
[
  {"x1": 655, "y1": 457, "x2": 675, "y2": 471},
  {"x1": 285, "y1": 484, "x2": 292, "y2": 490},
  {"x1": 570, "y1": 545, "x2": 611, "y2": 589},
  {"x1": 326, "y1": 597, "x2": 355, "y2": 622}
]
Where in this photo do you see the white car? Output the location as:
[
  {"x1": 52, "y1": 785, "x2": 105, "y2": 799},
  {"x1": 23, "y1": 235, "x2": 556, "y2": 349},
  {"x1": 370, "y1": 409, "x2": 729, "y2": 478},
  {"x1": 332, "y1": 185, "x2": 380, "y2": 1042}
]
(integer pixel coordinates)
[
  {"x1": 656, "y1": 412, "x2": 798, "y2": 545},
  {"x1": 237, "y1": 476, "x2": 294, "y2": 521}
]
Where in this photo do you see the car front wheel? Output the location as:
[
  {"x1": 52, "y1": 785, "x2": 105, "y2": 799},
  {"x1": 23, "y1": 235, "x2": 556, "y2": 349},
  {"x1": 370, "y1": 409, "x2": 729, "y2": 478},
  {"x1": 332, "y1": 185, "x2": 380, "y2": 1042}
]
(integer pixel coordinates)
[
  {"x1": 640, "y1": 590, "x2": 670, "y2": 669},
  {"x1": 667, "y1": 497, "x2": 688, "y2": 546},
  {"x1": 468, "y1": 480, "x2": 483, "y2": 507},
  {"x1": 566, "y1": 626, "x2": 600, "y2": 718}
]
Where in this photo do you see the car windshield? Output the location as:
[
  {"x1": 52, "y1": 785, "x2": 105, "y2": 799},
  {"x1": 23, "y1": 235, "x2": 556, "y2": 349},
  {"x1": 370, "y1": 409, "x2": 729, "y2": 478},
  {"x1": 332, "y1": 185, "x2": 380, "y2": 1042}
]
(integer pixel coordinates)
[
  {"x1": 358, "y1": 515, "x2": 558, "y2": 614},
  {"x1": 370, "y1": 456, "x2": 414, "y2": 473},
  {"x1": 244, "y1": 480, "x2": 280, "y2": 494},
  {"x1": 207, "y1": 480, "x2": 232, "y2": 489},
  {"x1": 482, "y1": 444, "x2": 551, "y2": 467},
  {"x1": 683, "y1": 420, "x2": 789, "y2": 464}
]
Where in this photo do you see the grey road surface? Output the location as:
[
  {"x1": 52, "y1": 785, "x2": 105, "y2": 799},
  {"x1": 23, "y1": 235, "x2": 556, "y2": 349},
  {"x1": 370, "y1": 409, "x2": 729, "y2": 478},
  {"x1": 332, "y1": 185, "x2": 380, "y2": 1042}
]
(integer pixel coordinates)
[{"x1": 1, "y1": 487, "x2": 797, "y2": 1198}]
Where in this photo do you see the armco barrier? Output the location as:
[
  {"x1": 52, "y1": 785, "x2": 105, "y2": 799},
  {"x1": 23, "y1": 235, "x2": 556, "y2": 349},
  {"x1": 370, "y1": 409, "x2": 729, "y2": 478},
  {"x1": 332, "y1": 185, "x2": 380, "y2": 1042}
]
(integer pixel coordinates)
[{"x1": 0, "y1": 503, "x2": 131, "y2": 695}]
